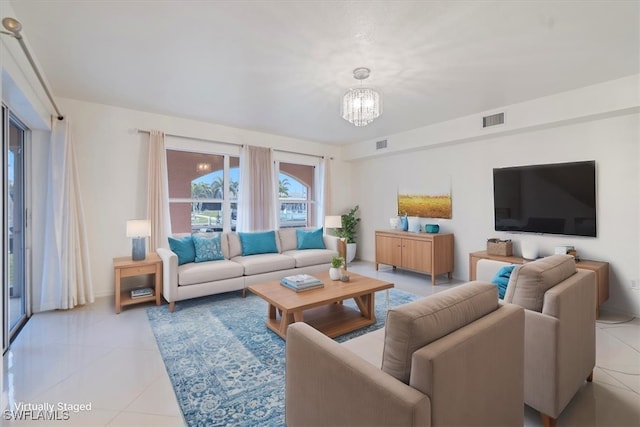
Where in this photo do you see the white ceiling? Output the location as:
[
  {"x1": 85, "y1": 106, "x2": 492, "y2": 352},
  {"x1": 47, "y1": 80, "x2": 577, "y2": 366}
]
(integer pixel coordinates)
[{"x1": 6, "y1": 1, "x2": 640, "y2": 145}]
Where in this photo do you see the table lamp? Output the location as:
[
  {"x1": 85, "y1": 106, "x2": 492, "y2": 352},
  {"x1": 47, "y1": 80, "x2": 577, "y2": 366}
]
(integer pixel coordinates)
[{"x1": 126, "y1": 219, "x2": 151, "y2": 261}]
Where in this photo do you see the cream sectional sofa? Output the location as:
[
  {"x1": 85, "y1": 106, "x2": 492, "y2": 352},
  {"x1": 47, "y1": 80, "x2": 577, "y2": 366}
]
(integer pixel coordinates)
[{"x1": 157, "y1": 228, "x2": 339, "y2": 312}]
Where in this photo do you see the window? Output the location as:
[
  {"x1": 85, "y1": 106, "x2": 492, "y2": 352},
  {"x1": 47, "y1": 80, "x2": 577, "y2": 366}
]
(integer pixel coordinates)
[
  {"x1": 278, "y1": 162, "x2": 316, "y2": 228},
  {"x1": 166, "y1": 150, "x2": 239, "y2": 233}
]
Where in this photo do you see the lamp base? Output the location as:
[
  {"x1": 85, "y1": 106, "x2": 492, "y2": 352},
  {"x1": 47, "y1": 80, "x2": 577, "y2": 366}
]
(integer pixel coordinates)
[{"x1": 132, "y1": 237, "x2": 146, "y2": 261}]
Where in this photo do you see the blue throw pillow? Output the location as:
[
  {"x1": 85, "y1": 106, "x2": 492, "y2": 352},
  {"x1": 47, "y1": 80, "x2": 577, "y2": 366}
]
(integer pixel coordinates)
[
  {"x1": 491, "y1": 265, "x2": 516, "y2": 299},
  {"x1": 238, "y1": 231, "x2": 279, "y2": 256},
  {"x1": 192, "y1": 234, "x2": 225, "y2": 263},
  {"x1": 296, "y1": 228, "x2": 326, "y2": 250},
  {"x1": 168, "y1": 235, "x2": 196, "y2": 265}
]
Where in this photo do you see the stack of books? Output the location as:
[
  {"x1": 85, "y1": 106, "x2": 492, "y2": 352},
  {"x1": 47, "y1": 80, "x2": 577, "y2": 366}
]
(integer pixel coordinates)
[
  {"x1": 131, "y1": 287, "x2": 153, "y2": 299},
  {"x1": 280, "y1": 274, "x2": 324, "y2": 292}
]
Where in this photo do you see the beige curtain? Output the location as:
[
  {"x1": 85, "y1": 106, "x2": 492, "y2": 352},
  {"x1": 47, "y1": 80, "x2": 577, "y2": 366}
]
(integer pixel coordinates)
[
  {"x1": 38, "y1": 119, "x2": 94, "y2": 311},
  {"x1": 316, "y1": 157, "x2": 329, "y2": 227},
  {"x1": 146, "y1": 130, "x2": 171, "y2": 250},
  {"x1": 237, "y1": 145, "x2": 277, "y2": 231}
]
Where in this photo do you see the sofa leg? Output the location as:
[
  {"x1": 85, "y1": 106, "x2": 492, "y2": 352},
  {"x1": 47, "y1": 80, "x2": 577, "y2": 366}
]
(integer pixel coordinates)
[
  {"x1": 541, "y1": 413, "x2": 557, "y2": 427},
  {"x1": 242, "y1": 288, "x2": 246, "y2": 298},
  {"x1": 587, "y1": 370, "x2": 594, "y2": 382},
  {"x1": 169, "y1": 301, "x2": 175, "y2": 313}
]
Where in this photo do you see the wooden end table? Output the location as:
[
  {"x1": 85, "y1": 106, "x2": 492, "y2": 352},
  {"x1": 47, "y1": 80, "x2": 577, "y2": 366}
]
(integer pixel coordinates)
[{"x1": 113, "y1": 253, "x2": 162, "y2": 314}]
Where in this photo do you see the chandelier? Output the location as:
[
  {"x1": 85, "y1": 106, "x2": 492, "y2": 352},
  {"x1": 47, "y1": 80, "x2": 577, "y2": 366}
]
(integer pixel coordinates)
[{"x1": 341, "y1": 67, "x2": 382, "y2": 127}]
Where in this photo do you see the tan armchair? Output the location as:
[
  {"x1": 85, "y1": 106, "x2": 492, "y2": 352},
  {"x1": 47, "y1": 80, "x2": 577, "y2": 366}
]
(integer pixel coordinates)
[
  {"x1": 285, "y1": 282, "x2": 525, "y2": 426},
  {"x1": 477, "y1": 255, "x2": 597, "y2": 427}
]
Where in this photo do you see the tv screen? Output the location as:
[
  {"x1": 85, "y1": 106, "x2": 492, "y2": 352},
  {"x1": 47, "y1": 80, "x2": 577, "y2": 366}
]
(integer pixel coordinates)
[{"x1": 493, "y1": 161, "x2": 596, "y2": 237}]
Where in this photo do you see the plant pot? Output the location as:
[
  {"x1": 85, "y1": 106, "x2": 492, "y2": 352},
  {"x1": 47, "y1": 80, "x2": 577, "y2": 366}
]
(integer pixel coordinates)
[
  {"x1": 346, "y1": 243, "x2": 356, "y2": 264},
  {"x1": 329, "y1": 267, "x2": 341, "y2": 280}
]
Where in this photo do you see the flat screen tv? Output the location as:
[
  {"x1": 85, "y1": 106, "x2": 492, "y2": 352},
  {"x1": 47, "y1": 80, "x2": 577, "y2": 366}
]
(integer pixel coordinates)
[{"x1": 493, "y1": 161, "x2": 596, "y2": 237}]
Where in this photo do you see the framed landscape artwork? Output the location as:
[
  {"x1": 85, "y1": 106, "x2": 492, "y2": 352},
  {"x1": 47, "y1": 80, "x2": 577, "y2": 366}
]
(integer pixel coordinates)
[{"x1": 398, "y1": 180, "x2": 452, "y2": 219}]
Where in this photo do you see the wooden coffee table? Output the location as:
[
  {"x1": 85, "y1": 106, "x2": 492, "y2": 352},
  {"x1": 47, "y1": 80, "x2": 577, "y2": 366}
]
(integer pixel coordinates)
[{"x1": 248, "y1": 271, "x2": 393, "y2": 340}]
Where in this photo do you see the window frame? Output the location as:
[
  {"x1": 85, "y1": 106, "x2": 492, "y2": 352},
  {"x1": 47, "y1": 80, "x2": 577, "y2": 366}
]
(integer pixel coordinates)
[
  {"x1": 274, "y1": 154, "x2": 321, "y2": 229},
  {"x1": 165, "y1": 138, "x2": 241, "y2": 233}
]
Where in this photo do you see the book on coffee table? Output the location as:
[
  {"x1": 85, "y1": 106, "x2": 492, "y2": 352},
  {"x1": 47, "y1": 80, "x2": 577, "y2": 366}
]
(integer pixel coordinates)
[
  {"x1": 280, "y1": 274, "x2": 324, "y2": 292},
  {"x1": 280, "y1": 279, "x2": 324, "y2": 292},
  {"x1": 282, "y1": 274, "x2": 322, "y2": 286}
]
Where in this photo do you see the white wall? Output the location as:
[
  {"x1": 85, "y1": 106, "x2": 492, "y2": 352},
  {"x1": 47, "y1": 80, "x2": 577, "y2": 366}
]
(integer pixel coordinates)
[
  {"x1": 348, "y1": 77, "x2": 640, "y2": 317},
  {"x1": 0, "y1": 0, "x2": 52, "y2": 410},
  {"x1": 57, "y1": 98, "x2": 348, "y2": 299}
]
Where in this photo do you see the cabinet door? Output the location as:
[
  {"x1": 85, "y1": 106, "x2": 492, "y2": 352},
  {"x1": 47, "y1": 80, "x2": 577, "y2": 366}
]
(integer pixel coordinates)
[
  {"x1": 376, "y1": 235, "x2": 402, "y2": 266},
  {"x1": 401, "y1": 239, "x2": 432, "y2": 273}
]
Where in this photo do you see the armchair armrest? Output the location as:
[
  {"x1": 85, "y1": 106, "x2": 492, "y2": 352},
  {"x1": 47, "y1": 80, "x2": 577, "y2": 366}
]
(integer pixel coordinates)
[
  {"x1": 409, "y1": 303, "x2": 524, "y2": 427},
  {"x1": 286, "y1": 323, "x2": 430, "y2": 427},
  {"x1": 322, "y1": 234, "x2": 340, "y2": 252},
  {"x1": 157, "y1": 247, "x2": 178, "y2": 306},
  {"x1": 526, "y1": 269, "x2": 596, "y2": 418}
]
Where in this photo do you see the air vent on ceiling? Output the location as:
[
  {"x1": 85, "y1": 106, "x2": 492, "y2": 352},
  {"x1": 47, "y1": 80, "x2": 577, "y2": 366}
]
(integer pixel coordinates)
[
  {"x1": 483, "y1": 112, "x2": 505, "y2": 128},
  {"x1": 376, "y1": 139, "x2": 388, "y2": 150}
]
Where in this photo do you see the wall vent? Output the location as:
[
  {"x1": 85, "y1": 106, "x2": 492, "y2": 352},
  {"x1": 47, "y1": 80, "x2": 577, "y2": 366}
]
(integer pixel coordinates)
[
  {"x1": 483, "y1": 112, "x2": 505, "y2": 128},
  {"x1": 376, "y1": 139, "x2": 388, "y2": 150}
]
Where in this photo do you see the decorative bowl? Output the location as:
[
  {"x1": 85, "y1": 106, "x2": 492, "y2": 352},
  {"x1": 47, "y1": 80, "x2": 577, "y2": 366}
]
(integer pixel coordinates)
[{"x1": 425, "y1": 224, "x2": 440, "y2": 233}]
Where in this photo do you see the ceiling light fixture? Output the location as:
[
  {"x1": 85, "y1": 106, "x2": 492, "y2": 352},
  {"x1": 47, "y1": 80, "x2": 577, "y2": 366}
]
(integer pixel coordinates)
[
  {"x1": 2, "y1": 17, "x2": 23, "y2": 36},
  {"x1": 341, "y1": 67, "x2": 382, "y2": 127}
]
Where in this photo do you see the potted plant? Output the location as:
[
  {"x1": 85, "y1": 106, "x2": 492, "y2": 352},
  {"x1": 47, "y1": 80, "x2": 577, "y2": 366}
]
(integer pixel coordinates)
[
  {"x1": 329, "y1": 255, "x2": 344, "y2": 280},
  {"x1": 337, "y1": 205, "x2": 360, "y2": 264}
]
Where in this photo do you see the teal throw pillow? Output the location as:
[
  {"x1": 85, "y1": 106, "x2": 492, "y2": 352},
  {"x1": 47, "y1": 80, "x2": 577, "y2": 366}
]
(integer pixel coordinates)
[
  {"x1": 491, "y1": 265, "x2": 516, "y2": 299},
  {"x1": 168, "y1": 236, "x2": 196, "y2": 265},
  {"x1": 238, "y1": 231, "x2": 278, "y2": 256},
  {"x1": 192, "y1": 234, "x2": 225, "y2": 263},
  {"x1": 296, "y1": 228, "x2": 326, "y2": 250}
]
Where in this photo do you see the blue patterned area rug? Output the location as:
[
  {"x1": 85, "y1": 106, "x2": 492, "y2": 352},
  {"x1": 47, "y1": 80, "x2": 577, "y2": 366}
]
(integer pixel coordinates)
[{"x1": 147, "y1": 288, "x2": 419, "y2": 427}]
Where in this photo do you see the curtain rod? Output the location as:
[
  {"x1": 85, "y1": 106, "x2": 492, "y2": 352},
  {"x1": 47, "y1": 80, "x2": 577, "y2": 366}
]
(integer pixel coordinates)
[
  {"x1": 1, "y1": 18, "x2": 64, "y2": 120},
  {"x1": 137, "y1": 128, "x2": 327, "y2": 159},
  {"x1": 137, "y1": 128, "x2": 242, "y2": 148}
]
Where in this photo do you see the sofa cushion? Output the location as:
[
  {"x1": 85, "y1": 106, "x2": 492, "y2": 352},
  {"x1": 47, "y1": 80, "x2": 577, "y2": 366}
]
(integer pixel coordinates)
[
  {"x1": 232, "y1": 253, "x2": 296, "y2": 276},
  {"x1": 382, "y1": 282, "x2": 498, "y2": 384},
  {"x1": 238, "y1": 231, "x2": 279, "y2": 256},
  {"x1": 177, "y1": 259, "x2": 244, "y2": 286},
  {"x1": 504, "y1": 254, "x2": 576, "y2": 312},
  {"x1": 492, "y1": 265, "x2": 516, "y2": 299},
  {"x1": 227, "y1": 232, "x2": 242, "y2": 258},
  {"x1": 168, "y1": 235, "x2": 196, "y2": 265},
  {"x1": 192, "y1": 233, "x2": 225, "y2": 262},
  {"x1": 278, "y1": 228, "x2": 298, "y2": 252},
  {"x1": 296, "y1": 228, "x2": 326, "y2": 250},
  {"x1": 283, "y1": 249, "x2": 335, "y2": 268}
]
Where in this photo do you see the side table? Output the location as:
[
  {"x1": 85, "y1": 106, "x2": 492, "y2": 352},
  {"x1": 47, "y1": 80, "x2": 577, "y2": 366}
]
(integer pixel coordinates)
[{"x1": 113, "y1": 252, "x2": 162, "y2": 314}]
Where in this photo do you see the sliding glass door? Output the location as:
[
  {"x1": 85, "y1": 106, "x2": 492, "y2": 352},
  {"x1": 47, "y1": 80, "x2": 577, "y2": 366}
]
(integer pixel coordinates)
[{"x1": 2, "y1": 105, "x2": 27, "y2": 351}]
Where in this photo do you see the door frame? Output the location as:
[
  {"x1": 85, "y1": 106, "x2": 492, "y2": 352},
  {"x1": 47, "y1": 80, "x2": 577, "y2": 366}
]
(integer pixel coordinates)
[{"x1": 2, "y1": 104, "x2": 31, "y2": 352}]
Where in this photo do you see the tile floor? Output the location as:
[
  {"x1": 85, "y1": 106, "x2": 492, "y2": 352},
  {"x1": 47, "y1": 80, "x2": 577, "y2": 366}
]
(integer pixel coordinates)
[{"x1": 2, "y1": 261, "x2": 639, "y2": 426}]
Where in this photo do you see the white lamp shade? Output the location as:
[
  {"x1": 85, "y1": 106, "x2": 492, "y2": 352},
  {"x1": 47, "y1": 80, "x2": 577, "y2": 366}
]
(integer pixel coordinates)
[
  {"x1": 126, "y1": 220, "x2": 151, "y2": 238},
  {"x1": 324, "y1": 215, "x2": 342, "y2": 229}
]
